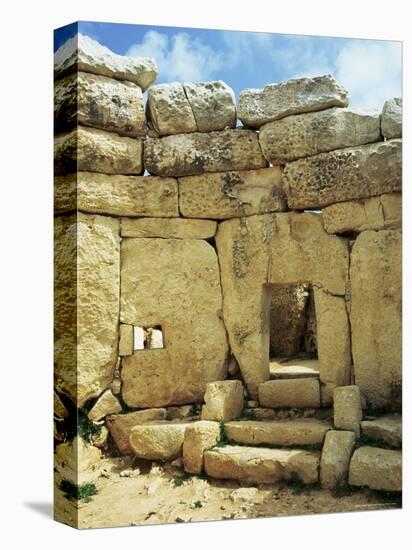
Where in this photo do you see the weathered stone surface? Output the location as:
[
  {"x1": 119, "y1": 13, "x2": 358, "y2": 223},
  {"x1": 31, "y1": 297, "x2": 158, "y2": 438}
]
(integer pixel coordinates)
[
  {"x1": 201, "y1": 381, "x2": 244, "y2": 422},
  {"x1": 381, "y1": 97, "x2": 402, "y2": 139},
  {"x1": 259, "y1": 379, "x2": 320, "y2": 408},
  {"x1": 54, "y1": 72, "x2": 145, "y2": 136},
  {"x1": 54, "y1": 126, "x2": 143, "y2": 176},
  {"x1": 106, "y1": 409, "x2": 167, "y2": 455},
  {"x1": 225, "y1": 419, "x2": 330, "y2": 447},
  {"x1": 146, "y1": 82, "x2": 197, "y2": 135},
  {"x1": 54, "y1": 392, "x2": 69, "y2": 419},
  {"x1": 204, "y1": 445, "x2": 320, "y2": 484},
  {"x1": 259, "y1": 108, "x2": 380, "y2": 164},
  {"x1": 129, "y1": 421, "x2": 191, "y2": 460},
  {"x1": 238, "y1": 75, "x2": 348, "y2": 128},
  {"x1": 334, "y1": 386, "x2": 363, "y2": 437},
  {"x1": 167, "y1": 405, "x2": 195, "y2": 420},
  {"x1": 55, "y1": 436, "x2": 102, "y2": 484},
  {"x1": 183, "y1": 421, "x2": 220, "y2": 474},
  {"x1": 243, "y1": 408, "x2": 276, "y2": 420},
  {"x1": 282, "y1": 140, "x2": 402, "y2": 209},
  {"x1": 361, "y1": 415, "x2": 402, "y2": 449},
  {"x1": 216, "y1": 212, "x2": 349, "y2": 398},
  {"x1": 121, "y1": 239, "x2": 228, "y2": 407},
  {"x1": 54, "y1": 213, "x2": 120, "y2": 407},
  {"x1": 91, "y1": 425, "x2": 109, "y2": 448},
  {"x1": 54, "y1": 33, "x2": 157, "y2": 90},
  {"x1": 350, "y1": 231, "x2": 402, "y2": 410},
  {"x1": 270, "y1": 358, "x2": 319, "y2": 379},
  {"x1": 320, "y1": 430, "x2": 355, "y2": 489},
  {"x1": 88, "y1": 389, "x2": 121, "y2": 422},
  {"x1": 322, "y1": 193, "x2": 402, "y2": 234},
  {"x1": 119, "y1": 324, "x2": 134, "y2": 356},
  {"x1": 184, "y1": 81, "x2": 236, "y2": 132},
  {"x1": 144, "y1": 129, "x2": 268, "y2": 177},
  {"x1": 179, "y1": 167, "x2": 286, "y2": 219},
  {"x1": 349, "y1": 446, "x2": 402, "y2": 491},
  {"x1": 54, "y1": 173, "x2": 179, "y2": 217},
  {"x1": 121, "y1": 217, "x2": 217, "y2": 239}
]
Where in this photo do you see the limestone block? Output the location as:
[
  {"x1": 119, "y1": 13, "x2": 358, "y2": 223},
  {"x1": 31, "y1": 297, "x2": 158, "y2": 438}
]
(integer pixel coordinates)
[
  {"x1": 167, "y1": 406, "x2": 195, "y2": 420},
  {"x1": 243, "y1": 408, "x2": 276, "y2": 420},
  {"x1": 361, "y1": 415, "x2": 402, "y2": 449},
  {"x1": 54, "y1": 33, "x2": 157, "y2": 90},
  {"x1": 320, "y1": 430, "x2": 355, "y2": 489},
  {"x1": 179, "y1": 167, "x2": 286, "y2": 219},
  {"x1": 91, "y1": 425, "x2": 109, "y2": 448},
  {"x1": 259, "y1": 108, "x2": 380, "y2": 164},
  {"x1": 54, "y1": 72, "x2": 145, "y2": 136},
  {"x1": 269, "y1": 358, "x2": 319, "y2": 379},
  {"x1": 350, "y1": 231, "x2": 402, "y2": 410},
  {"x1": 201, "y1": 381, "x2": 244, "y2": 422},
  {"x1": 121, "y1": 217, "x2": 217, "y2": 239},
  {"x1": 238, "y1": 75, "x2": 348, "y2": 128},
  {"x1": 381, "y1": 97, "x2": 402, "y2": 139},
  {"x1": 106, "y1": 409, "x2": 167, "y2": 455},
  {"x1": 333, "y1": 386, "x2": 362, "y2": 437},
  {"x1": 120, "y1": 239, "x2": 228, "y2": 407},
  {"x1": 55, "y1": 436, "x2": 102, "y2": 485},
  {"x1": 144, "y1": 129, "x2": 268, "y2": 177},
  {"x1": 146, "y1": 82, "x2": 197, "y2": 135},
  {"x1": 129, "y1": 421, "x2": 191, "y2": 460},
  {"x1": 225, "y1": 419, "x2": 330, "y2": 447},
  {"x1": 349, "y1": 446, "x2": 402, "y2": 492},
  {"x1": 119, "y1": 324, "x2": 133, "y2": 356},
  {"x1": 216, "y1": 212, "x2": 349, "y2": 399},
  {"x1": 54, "y1": 173, "x2": 179, "y2": 217},
  {"x1": 54, "y1": 126, "x2": 143, "y2": 176},
  {"x1": 184, "y1": 81, "x2": 236, "y2": 132},
  {"x1": 54, "y1": 213, "x2": 120, "y2": 407},
  {"x1": 204, "y1": 445, "x2": 320, "y2": 484},
  {"x1": 282, "y1": 140, "x2": 402, "y2": 209},
  {"x1": 259, "y1": 379, "x2": 320, "y2": 408},
  {"x1": 322, "y1": 193, "x2": 402, "y2": 234},
  {"x1": 88, "y1": 389, "x2": 122, "y2": 422},
  {"x1": 183, "y1": 421, "x2": 220, "y2": 474},
  {"x1": 54, "y1": 392, "x2": 69, "y2": 420}
]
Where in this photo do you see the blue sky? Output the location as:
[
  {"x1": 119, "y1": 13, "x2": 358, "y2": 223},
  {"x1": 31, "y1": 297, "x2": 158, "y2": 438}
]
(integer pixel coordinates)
[{"x1": 55, "y1": 21, "x2": 402, "y2": 110}]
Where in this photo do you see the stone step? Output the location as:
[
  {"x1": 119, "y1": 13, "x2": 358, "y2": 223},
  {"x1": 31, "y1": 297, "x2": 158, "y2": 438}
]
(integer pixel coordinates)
[
  {"x1": 270, "y1": 357, "x2": 320, "y2": 379},
  {"x1": 258, "y1": 378, "x2": 321, "y2": 408},
  {"x1": 225, "y1": 419, "x2": 331, "y2": 447},
  {"x1": 204, "y1": 445, "x2": 320, "y2": 484},
  {"x1": 361, "y1": 414, "x2": 402, "y2": 449},
  {"x1": 348, "y1": 446, "x2": 402, "y2": 492},
  {"x1": 129, "y1": 420, "x2": 193, "y2": 461}
]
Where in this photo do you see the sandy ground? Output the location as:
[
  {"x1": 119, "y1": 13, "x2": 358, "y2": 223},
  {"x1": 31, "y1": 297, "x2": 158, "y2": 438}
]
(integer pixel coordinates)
[{"x1": 54, "y1": 456, "x2": 401, "y2": 529}]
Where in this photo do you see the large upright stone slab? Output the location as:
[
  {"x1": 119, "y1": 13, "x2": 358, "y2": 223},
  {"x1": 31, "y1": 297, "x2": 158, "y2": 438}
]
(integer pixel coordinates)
[
  {"x1": 54, "y1": 127, "x2": 143, "y2": 176},
  {"x1": 144, "y1": 129, "x2": 267, "y2": 177},
  {"x1": 282, "y1": 140, "x2": 402, "y2": 209},
  {"x1": 238, "y1": 75, "x2": 348, "y2": 128},
  {"x1": 54, "y1": 213, "x2": 120, "y2": 407},
  {"x1": 350, "y1": 230, "x2": 402, "y2": 410},
  {"x1": 320, "y1": 430, "x2": 355, "y2": 489},
  {"x1": 259, "y1": 108, "x2": 380, "y2": 164},
  {"x1": 184, "y1": 81, "x2": 236, "y2": 132},
  {"x1": 54, "y1": 72, "x2": 145, "y2": 136},
  {"x1": 54, "y1": 173, "x2": 179, "y2": 217},
  {"x1": 216, "y1": 212, "x2": 349, "y2": 398},
  {"x1": 381, "y1": 97, "x2": 402, "y2": 139},
  {"x1": 146, "y1": 82, "x2": 197, "y2": 136},
  {"x1": 54, "y1": 33, "x2": 157, "y2": 90},
  {"x1": 120, "y1": 239, "x2": 228, "y2": 407},
  {"x1": 179, "y1": 168, "x2": 286, "y2": 219}
]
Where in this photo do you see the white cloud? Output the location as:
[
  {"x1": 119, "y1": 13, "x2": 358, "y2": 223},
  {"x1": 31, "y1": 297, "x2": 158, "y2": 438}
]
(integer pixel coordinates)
[{"x1": 127, "y1": 30, "x2": 224, "y2": 82}]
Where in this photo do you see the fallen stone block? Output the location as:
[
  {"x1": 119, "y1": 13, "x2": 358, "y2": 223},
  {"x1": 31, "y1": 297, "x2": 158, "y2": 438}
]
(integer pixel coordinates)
[
  {"x1": 88, "y1": 389, "x2": 122, "y2": 422},
  {"x1": 121, "y1": 217, "x2": 217, "y2": 239},
  {"x1": 381, "y1": 97, "x2": 402, "y2": 139},
  {"x1": 238, "y1": 74, "x2": 348, "y2": 128},
  {"x1": 225, "y1": 419, "x2": 330, "y2": 447},
  {"x1": 129, "y1": 421, "x2": 192, "y2": 460},
  {"x1": 183, "y1": 421, "x2": 220, "y2": 474},
  {"x1": 201, "y1": 380, "x2": 244, "y2": 422},
  {"x1": 258, "y1": 379, "x2": 320, "y2": 408},
  {"x1": 204, "y1": 445, "x2": 320, "y2": 484},
  {"x1": 333, "y1": 386, "x2": 363, "y2": 437},
  {"x1": 179, "y1": 167, "x2": 286, "y2": 219},
  {"x1": 54, "y1": 72, "x2": 145, "y2": 136},
  {"x1": 361, "y1": 415, "x2": 402, "y2": 449},
  {"x1": 144, "y1": 129, "x2": 268, "y2": 177},
  {"x1": 146, "y1": 82, "x2": 197, "y2": 135},
  {"x1": 54, "y1": 126, "x2": 143, "y2": 176},
  {"x1": 54, "y1": 33, "x2": 157, "y2": 90},
  {"x1": 320, "y1": 430, "x2": 355, "y2": 489},
  {"x1": 349, "y1": 446, "x2": 402, "y2": 492},
  {"x1": 282, "y1": 139, "x2": 402, "y2": 209},
  {"x1": 260, "y1": 108, "x2": 380, "y2": 164},
  {"x1": 106, "y1": 409, "x2": 167, "y2": 455},
  {"x1": 184, "y1": 81, "x2": 236, "y2": 132}
]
